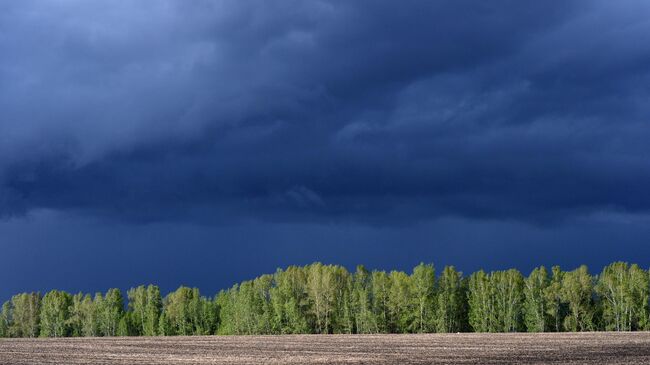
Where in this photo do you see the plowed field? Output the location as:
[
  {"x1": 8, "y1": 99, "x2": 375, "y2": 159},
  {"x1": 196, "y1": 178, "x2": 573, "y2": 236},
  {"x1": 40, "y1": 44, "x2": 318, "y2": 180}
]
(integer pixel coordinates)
[{"x1": 1, "y1": 332, "x2": 650, "y2": 364}]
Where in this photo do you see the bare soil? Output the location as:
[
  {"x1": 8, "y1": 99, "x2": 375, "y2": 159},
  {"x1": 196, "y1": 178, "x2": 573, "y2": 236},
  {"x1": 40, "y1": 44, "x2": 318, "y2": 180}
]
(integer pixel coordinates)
[{"x1": 1, "y1": 332, "x2": 650, "y2": 364}]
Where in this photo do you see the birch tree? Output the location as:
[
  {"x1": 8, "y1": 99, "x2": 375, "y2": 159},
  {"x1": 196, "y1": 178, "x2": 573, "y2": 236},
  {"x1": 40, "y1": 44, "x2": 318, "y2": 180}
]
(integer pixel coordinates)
[{"x1": 524, "y1": 266, "x2": 549, "y2": 332}]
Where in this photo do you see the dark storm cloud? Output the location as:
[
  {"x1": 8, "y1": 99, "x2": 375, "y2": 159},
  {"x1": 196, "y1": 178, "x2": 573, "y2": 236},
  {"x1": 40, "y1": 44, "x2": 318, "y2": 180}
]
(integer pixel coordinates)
[{"x1": 1, "y1": 0, "x2": 650, "y2": 224}]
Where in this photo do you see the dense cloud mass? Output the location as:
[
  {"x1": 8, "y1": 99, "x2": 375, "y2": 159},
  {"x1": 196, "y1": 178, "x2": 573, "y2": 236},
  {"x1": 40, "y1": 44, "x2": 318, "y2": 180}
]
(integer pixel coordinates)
[{"x1": 1, "y1": 0, "x2": 650, "y2": 225}]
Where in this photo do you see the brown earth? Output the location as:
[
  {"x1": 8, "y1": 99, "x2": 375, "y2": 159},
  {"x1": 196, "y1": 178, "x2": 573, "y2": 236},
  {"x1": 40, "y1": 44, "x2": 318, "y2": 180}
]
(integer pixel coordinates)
[{"x1": 1, "y1": 332, "x2": 650, "y2": 364}]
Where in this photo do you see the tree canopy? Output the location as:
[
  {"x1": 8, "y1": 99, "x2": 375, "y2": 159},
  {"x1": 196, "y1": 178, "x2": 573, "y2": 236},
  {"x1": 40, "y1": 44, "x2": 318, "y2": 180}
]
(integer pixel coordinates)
[{"x1": 1, "y1": 261, "x2": 649, "y2": 337}]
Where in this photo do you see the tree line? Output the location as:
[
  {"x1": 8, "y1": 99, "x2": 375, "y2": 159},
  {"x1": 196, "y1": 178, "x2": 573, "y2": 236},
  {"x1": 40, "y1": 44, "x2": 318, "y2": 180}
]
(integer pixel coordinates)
[{"x1": 0, "y1": 261, "x2": 648, "y2": 337}]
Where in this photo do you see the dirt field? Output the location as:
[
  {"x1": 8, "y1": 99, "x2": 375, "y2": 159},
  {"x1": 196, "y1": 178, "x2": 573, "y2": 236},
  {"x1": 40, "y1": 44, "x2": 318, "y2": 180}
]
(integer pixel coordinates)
[{"x1": 1, "y1": 332, "x2": 650, "y2": 364}]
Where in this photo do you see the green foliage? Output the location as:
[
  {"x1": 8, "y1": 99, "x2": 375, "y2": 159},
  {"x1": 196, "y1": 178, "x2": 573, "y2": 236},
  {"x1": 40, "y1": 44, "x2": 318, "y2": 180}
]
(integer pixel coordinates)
[
  {"x1": 351, "y1": 265, "x2": 376, "y2": 334},
  {"x1": 5, "y1": 293, "x2": 41, "y2": 338},
  {"x1": 0, "y1": 301, "x2": 12, "y2": 337},
  {"x1": 560, "y1": 266, "x2": 594, "y2": 331},
  {"x1": 161, "y1": 286, "x2": 216, "y2": 336},
  {"x1": 96, "y1": 289, "x2": 124, "y2": 336},
  {"x1": 145, "y1": 285, "x2": 163, "y2": 335},
  {"x1": 117, "y1": 313, "x2": 131, "y2": 336},
  {"x1": 388, "y1": 270, "x2": 415, "y2": 333},
  {"x1": 468, "y1": 270, "x2": 492, "y2": 332},
  {"x1": 523, "y1": 266, "x2": 550, "y2": 332},
  {"x1": 127, "y1": 285, "x2": 162, "y2": 336},
  {"x1": 3, "y1": 261, "x2": 650, "y2": 337},
  {"x1": 411, "y1": 263, "x2": 436, "y2": 333},
  {"x1": 596, "y1": 262, "x2": 649, "y2": 331},
  {"x1": 468, "y1": 269, "x2": 524, "y2": 332},
  {"x1": 67, "y1": 293, "x2": 85, "y2": 337},
  {"x1": 268, "y1": 267, "x2": 310, "y2": 334},
  {"x1": 436, "y1": 266, "x2": 465, "y2": 333},
  {"x1": 544, "y1": 266, "x2": 566, "y2": 332},
  {"x1": 306, "y1": 263, "x2": 338, "y2": 334},
  {"x1": 371, "y1": 270, "x2": 391, "y2": 333},
  {"x1": 81, "y1": 294, "x2": 100, "y2": 337},
  {"x1": 40, "y1": 290, "x2": 72, "y2": 337},
  {"x1": 492, "y1": 269, "x2": 524, "y2": 332}
]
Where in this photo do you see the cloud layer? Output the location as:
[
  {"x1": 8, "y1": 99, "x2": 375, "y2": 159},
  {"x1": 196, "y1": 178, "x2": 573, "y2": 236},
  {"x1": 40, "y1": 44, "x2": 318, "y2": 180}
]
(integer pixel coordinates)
[{"x1": 2, "y1": 0, "x2": 650, "y2": 225}]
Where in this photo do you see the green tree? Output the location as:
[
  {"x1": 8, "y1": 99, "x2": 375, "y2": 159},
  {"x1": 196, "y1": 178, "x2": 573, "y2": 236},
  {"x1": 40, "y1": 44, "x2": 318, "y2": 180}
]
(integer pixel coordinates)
[
  {"x1": 306, "y1": 263, "x2": 340, "y2": 334},
  {"x1": 351, "y1": 265, "x2": 376, "y2": 334},
  {"x1": 0, "y1": 301, "x2": 12, "y2": 337},
  {"x1": 97, "y1": 289, "x2": 124, "y2": 336},
  {"x1": 371, "y1": 271, "x2": 391, "y2": 333},
  {"x1": 67, "y1": 293, "x2": 86, "y2": 337},
  {"x1": 436, "y1": 266, "x2": 465, "y2": 333},
  {"x1": 8, "y1": 293, "x2": 41, "y2": 338},
  {"x1": 233, "y1": 280, "x2": 264, "y2": 335},
  {"x1": 79, "y1": 294, "x2": 100, "y2": 337},
  {"x1": 117, "y1": 312, "x2": 132, "y2": 336},
  {"x1": 127, "y1": 285, "x2": 162, "y2": 336},
  {"x1": 560, "y1": 265, "x2": 594, "y2": 331},
  {"x1": 524, "y1": 266, "x2": 549, "y2": 332},
  {"x1": 127, "y1": 286, "x2": 147, "y2": 336},
  {"x1": 596, "y1": 262, "x2": 649, "y2": 331},
  {"x1": 388, "y1": 270, "x2": 414, "y2": 333},
  {"x1": 468, "y1": 270, "x2": 493, "y2": 332},
  {"x1": 157, "y1": 310, "x2": 172, "y2": 336},
  {"x1": 544, "y1": 266, "x2": 566, "y2": 332},
  {"x1": 161, "y1": 286, "x2": 214, "y2": 336},
  {"x1": 269, "y1": 267, "x2": 310, "y2": 334},
  {"x1": 329, "y1": 266, "x2": 353, "y2": 334},
  {"x1": 411, "y1": 263, "x2": 436, "y2": 333},
  {"x1": 145, "y1": 285, "x2": 163, "y2": 335},
  {"x1": 40, "y1": 290, "x2": 72, "y2": 337},
  {"x1": 492, "y1": 269, "x2": 524, "y2": 332},
  {"x1": 215, "y1": 288, "x2": 236, "y2": 335},
  {"x1": 5, "y1": 261, "x2": 650, "y2": 336}
]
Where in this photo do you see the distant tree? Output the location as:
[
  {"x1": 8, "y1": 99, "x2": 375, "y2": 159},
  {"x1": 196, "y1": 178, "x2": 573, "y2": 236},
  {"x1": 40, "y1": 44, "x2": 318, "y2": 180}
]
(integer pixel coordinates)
[
  {"x1": 0, "y1": 301, "x2": 12, "y2": 337},
  {"x1": 371, "y1": 271, "x2": 391, "y2": 333},
  {"x1": 329, "y1": 266, "x2": 353, "y2": 334},
  {"x1": 78, "y1": 294, "x2": 100, "y2": 337},
  {"x1": 632, "y1": 266, "x2": 650, "y2": 330},
  {"x1": 524, "y1": 266, "x2": 550, "y2": 332},
  {"x1": 561, "y1": 266, "x2": 594, "y2": 331},
  {"x1": 164, "y1": 287, "x2": 193, "y2": 336},
  {"x1": 161, "y1": 286, "x2": 215, "y2": 336},
  {"x1": 214, "y1": 288, "x2": 236, "y2": 335},
  {"x1": 411, "y1": 263, "x2": 436, "y2": 333},
  {"x1": 157, "y1": 310, "x2": 171, "y2": 336},
  {"x1": 234, "y1": 280, "x2": 264, "y2": 335},
  {"x1": 544, "y1": 266, "x2": 566, "y2": 332},
  {"x1": 436, "y1": 266, "x2": 465, "y2": 333},
  {"x1": 336, "y1": 274, "x2": 354, "y2": 334},
  {"x1": 145, "y1": 285, "x2": 163, "y2": 335},
  {"x1": 198, "y1": 295, "x2": 219, "y2": 335},
  {"x1": 67, "y1": 293, "x2": 85, "y2": 337},
  {"x1": 128, "y1": 285, "x2": 162, "y2": 336},
  {"x1": 8, "y1": 293, "x2": 41, "y2": 338},
  {"x1": 127, "y1": 286, "x2": 147, "y2": 336},
  {"x1": 40, "y1": 290, "x2": 72, "y2": 337},
  {"x1": 97, "y1": 289, "x2": 124, "y2": 336},
  {"x1": 351, "y1": 265, "x2": 376, "y2": 334},
  {"x1": 468, "y1": 270, "x2": 492, "y2": 332},
  {"x1": 596, "y1": 262, "x2": 649, "y2": 331},
  {"x1": 388, "y1": 270, "x2": 414, "y2": 333},
  {"x1": 5, "y1": 261, "x2": 650, "y2": 337},
  {"x1": 306, "y1": 263, "x2": 340, "y2": 334},
  {"x1": 269, "y1": 267, "x2": 310, "y2": 334},
  {"x1": 492, "y1": 269, "x2": 524, "y2": 332},
  {"x1": 251, "y1": 275, "x2": 275, "y2": 335}
]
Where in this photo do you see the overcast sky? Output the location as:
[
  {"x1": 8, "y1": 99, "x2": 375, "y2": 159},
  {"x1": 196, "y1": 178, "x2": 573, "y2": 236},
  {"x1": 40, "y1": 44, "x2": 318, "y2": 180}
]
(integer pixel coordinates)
[{"x1": 2, "y1": 0, "x2": 650, "y2": 301}]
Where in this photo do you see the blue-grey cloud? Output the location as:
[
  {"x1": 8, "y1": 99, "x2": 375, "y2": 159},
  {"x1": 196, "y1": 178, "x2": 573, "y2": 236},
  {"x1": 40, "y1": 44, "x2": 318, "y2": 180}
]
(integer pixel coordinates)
[{"x1": 1, "y1": 0, "x2": 650, "y2": 225}]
